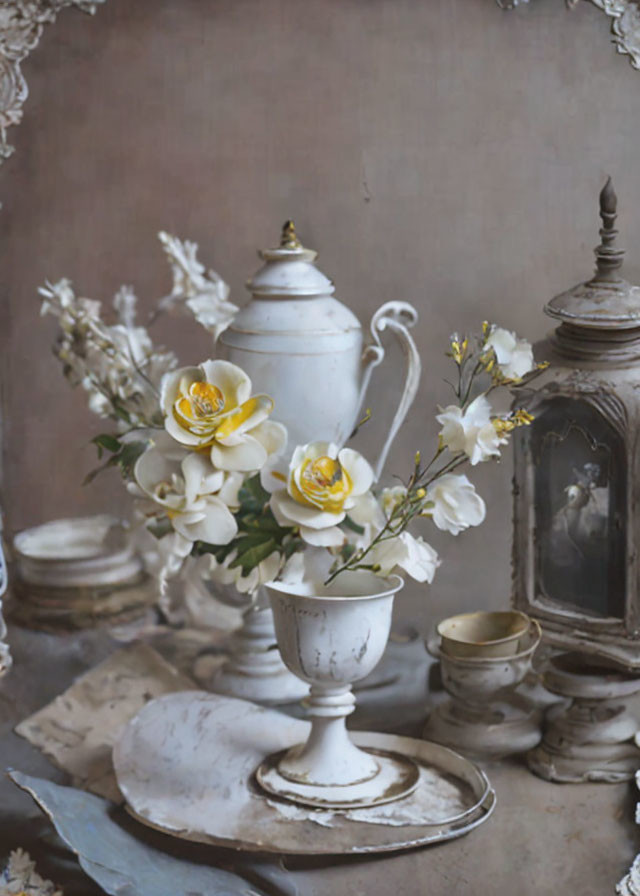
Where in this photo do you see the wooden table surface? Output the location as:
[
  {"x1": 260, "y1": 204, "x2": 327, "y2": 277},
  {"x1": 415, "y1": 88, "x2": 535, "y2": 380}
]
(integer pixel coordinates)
[{"x1": 0, "y1": 623, "x2": 637, "y2": 896}]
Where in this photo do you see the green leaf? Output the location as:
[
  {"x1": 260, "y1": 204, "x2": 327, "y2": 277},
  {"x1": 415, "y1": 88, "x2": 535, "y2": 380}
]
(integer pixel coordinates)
[
  {"x1": 238, "y1": 474, "x2": 270, "y2": 514},
  {"x1": 193, "y1": 540, "x2": 236, "y2": 564},
  {"x1": 91, "y1": 433, "x2": 121, "y2": 458},
  {"x1": 239, "y1": 511, "x2": 288, "y2": 536},
  {"x1": 230, "y1": 535, "x2": 277, "y2": 576},
  {"x1": 283, "y1": 536, "x2": 304, "y2": 559},
  {"x1": 342, "y1": 515, "x2": 365, "y2": 535},
  {"x1": 110, "y1": 397, "x2": 132, "y2": 424},
  {"x1": 118, "y1": 441, "x2": 148, "y2": 479}
]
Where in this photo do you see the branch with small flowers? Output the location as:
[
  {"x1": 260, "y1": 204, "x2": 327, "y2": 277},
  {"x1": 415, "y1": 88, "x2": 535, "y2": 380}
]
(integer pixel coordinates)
[
  {"x1": 40, "y1": 232, "x2": 238, "y2": 484},
  {"x1": 321, "y1": 323, "x2": 548, "y2": 584}
]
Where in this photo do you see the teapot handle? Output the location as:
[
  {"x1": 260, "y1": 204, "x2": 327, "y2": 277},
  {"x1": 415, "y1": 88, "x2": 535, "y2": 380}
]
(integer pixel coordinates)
[{"x1": 357, "y1": 301, "x2": 421, "y2": 481}]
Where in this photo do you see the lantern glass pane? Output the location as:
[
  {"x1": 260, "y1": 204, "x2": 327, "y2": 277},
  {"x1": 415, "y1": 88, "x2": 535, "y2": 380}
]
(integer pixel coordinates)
[{"x1": 531, "y1": 398, "x2": 626, "y2": 619}]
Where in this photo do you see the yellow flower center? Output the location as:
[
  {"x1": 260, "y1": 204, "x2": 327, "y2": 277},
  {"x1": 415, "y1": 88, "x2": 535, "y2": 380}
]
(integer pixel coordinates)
[
  {"x1": 292, "y1": 455, "x2": 352, "y2": 513},
  {"x1": 179, "y1": 382, "x2": 225, "y2": 420},
  {"x1": 173, "y1": 381, "x2": 228, "y2": 446},
  {"x1": 172, "y1": 377, "x2": 273, "y2": 448}
]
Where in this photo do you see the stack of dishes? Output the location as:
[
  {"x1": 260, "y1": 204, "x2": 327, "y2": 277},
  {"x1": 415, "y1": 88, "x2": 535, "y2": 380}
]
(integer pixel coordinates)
[{"x1": 11, "y1": 515, "x2": 154, "y2": 631}]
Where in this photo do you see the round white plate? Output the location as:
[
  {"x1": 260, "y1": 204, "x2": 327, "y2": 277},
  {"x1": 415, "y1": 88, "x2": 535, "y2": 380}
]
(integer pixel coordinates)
[{"x1": 113, "y1": 691, "x2": 495, "y2": 855}]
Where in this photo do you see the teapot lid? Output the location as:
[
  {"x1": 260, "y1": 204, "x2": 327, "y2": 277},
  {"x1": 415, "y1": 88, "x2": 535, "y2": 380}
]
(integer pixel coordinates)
[{"x1": 247, "y1": 221, "x2": 336, "y2": 298}]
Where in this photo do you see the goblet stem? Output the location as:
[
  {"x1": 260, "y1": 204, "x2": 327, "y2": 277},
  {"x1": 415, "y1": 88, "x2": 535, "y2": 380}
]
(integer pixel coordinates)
[{"x1": 278, "y1": 684, "x2": 380, "y2": 786}]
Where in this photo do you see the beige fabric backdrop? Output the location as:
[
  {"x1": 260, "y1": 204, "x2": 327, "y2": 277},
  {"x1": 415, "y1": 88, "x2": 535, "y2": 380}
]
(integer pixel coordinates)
[{"x1": 2, "y1": 0, "x2": 640, "y2": 626}]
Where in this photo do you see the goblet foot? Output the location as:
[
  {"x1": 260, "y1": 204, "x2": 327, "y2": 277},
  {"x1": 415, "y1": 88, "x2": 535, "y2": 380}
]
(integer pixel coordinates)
[
  {"x1": 256, "y1": 747, "x2": 420, "y2": 809},
  {"x1": 255, "y1": 683, "x2": 419, "y2": 808}
]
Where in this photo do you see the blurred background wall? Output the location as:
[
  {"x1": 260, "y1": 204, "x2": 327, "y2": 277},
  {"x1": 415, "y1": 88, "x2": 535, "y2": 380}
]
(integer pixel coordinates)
[{"x1": 2, "y1": 0, "x2": 640, "y2": 629}]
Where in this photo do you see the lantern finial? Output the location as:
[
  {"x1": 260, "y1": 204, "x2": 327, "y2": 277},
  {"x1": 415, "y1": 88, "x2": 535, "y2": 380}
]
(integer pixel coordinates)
[
  {"x1": 592, "y1": 176, "x2": 625, "y2": 284},
  {"x1": 280, "y1": 220, "x2": 302, "y2": 250}
]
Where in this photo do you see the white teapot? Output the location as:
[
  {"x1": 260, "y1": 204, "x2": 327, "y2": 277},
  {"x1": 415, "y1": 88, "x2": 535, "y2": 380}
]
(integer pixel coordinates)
[{"x1": 218, "y1": 222, "x2": 421, "y2": 479}]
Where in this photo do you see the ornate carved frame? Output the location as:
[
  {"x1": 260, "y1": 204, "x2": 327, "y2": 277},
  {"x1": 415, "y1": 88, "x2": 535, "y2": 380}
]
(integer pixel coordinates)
[
  {"x1": 498, "y1": 0, "x2": 640, "y2": 70},
  {"x1": 0, "y1": 0, "x2": 106, "y2": 165},
  {"x1": 589, "y1": 0, "x2": 640, "y2": 70},
  {"x1": 513, "y1": 375, "x2": 640, "y2": 669}
]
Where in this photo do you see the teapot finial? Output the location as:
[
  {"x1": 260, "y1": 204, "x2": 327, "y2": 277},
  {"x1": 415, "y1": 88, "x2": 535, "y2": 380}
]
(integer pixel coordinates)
[{"x1": 280, "y1": 220, "x2": 302, "y2": 250}]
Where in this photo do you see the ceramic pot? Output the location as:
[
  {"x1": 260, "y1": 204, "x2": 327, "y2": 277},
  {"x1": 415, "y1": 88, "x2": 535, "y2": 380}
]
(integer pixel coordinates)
[{"x1": 256, "y1": 572, "x2": 421, "y2": 808}]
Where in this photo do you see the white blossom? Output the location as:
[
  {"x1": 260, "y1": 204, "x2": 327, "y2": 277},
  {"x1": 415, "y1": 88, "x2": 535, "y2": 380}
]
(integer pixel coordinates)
[
  {"x1": 157, "y1": 231, "x2": 238, "y2": 340},
  {"x1": 132, "y1": 446, "x2": 238, "y2": 545},
  {"x1": 2, "y1": 849, "x2": 63, "y2": 896},
  {"x1": 425, "y1": 473, "x2": 486, "y2": 535},
  {"x1": 368, "y1": 532, "x2": 440, "y2": 583},
  {"x1": 436, "y1": 394, "x2": 507, "y2": 465},
  {"x1": 485, "y1": 326, "x2": 535, "y2": 381},
  {"x1": 39, "y1": 279, "x2": 177, "y2": 427}
]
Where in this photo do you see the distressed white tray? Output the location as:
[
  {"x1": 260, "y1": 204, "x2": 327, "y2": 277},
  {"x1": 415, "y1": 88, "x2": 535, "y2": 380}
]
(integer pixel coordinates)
[{"x1": 113, "y1": 691, "x2": 495, "y2": 855}]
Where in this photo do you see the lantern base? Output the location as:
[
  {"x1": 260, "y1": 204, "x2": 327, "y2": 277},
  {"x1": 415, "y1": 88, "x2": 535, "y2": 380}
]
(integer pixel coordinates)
[
  {"x1": 527, "y1": 741, "x2": 640, "y2": 784},
  {"x1": 526, "y1": 651, "x2": 640, "y2": 783},
  {"x1": 424, "y1": 694, "x2": 542, "y2": 760}
]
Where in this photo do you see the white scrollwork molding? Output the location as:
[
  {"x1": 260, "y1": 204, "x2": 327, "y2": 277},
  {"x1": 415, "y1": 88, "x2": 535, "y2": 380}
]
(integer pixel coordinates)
[
  {"x1": 590, "y1": 0, "x2": 640, "y2": 69},
  {"x1": 497, "y1": 0, "x2": 640, "y2": 72},
  {"x1": 0, "y1": 0, "x2": 105, "y2": 165}
]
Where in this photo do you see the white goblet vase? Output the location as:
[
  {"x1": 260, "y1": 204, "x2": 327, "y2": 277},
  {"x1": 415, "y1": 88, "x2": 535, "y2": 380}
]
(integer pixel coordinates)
[{"x1": 256, "y1": 572, "x2": 420, "y2": 809}]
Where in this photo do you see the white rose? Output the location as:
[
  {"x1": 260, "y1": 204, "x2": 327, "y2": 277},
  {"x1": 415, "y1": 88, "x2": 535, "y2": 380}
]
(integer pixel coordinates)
[
  {"x1": 368, "y1": 532, "x2": 440, "y2": 584},
  {"x1": 267, "y1": 441, "x2": 374, "y2": 547},
  {"x1": 425, "y1": 473, "x2": 486, "y2": 535},
  {"x1": 485, "y1": 326, "x2": 535, "y2": 381},
  {"x1": 161, "y1": 359, "x2": 287, "y2": 472},
  {"x1": 436, "y1": 394, "x2": 507, "y2": 465},
  {"x1": 133, "y1": 446, "x2": 238, "y2": 545}
]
